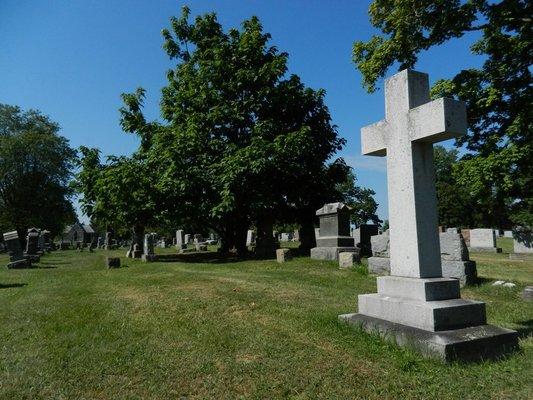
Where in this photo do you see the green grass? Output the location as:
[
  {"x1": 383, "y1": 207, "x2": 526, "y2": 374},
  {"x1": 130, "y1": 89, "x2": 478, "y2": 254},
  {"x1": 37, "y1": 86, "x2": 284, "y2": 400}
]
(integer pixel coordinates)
[{"x1": 0, "y1": 248, "x2": 532, "y2": 399}]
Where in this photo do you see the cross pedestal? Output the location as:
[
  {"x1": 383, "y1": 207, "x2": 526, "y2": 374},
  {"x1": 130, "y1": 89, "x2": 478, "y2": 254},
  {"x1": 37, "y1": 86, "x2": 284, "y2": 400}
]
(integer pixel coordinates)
[{"x1": 340, "y1": 70, "x2": 517, "y2": 361}]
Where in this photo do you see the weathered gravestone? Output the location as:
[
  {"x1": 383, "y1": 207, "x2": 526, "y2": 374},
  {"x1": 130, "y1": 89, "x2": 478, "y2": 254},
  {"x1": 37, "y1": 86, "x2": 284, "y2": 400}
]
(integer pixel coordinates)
[
  {"x1": 132, "y1": 243, "x2": 142, "y2": 259},
  {"x1": 339, "y1": 69, "x2": 517, "y2": 361},
  {"x1": 97, "y1": 236, "x2": 104, "y2": 249},
  {"x1": 310, "y1": 202, "x2": 359, "y2": 261},
  {"x1": 104, "y1": 232, "x2": 112, "y2": 250},
  {"x1": 184, "y1": 234, "x2": 191, "y2": 244},
  {"x1": 25, "y1": 228, "x2": 41, "y2": 262},
  {"x1": 339, "y1": 252, "x2": 359, "y2": 269},
  {"x1": 37, "y1": 230, "x2": 45, "y2": 255},
  {"x1": 41, "y1": 230, "x2": 52, "y2": 252},
  {"x1": 503, "y1": 230, "x2": 513, "y2": 238},
  {"x1": 510, "y1": 226, "x2": 533, "y2": 260},
  {"x1": 176, "y1": 230, "x2": 186, "y2": 250},
  {"x1": 352, "y1": 224, "x2": 379, "y2": 257},
  {"x1": 142, "y1": 233, "x2": 156, "y2": 262},
  {"x1": 280, "y1": 232, "x2": 292, "y2": 242},
  {"x1": 246, "y1": 230, "x2": 255, "y2": 247},
  {"x1": 469, "y1": 228, "x2": 501, "y2": 253},
  {"x1": 276, "y1": 248, "x2": 292, "y2": 263},
  {"x1": 3, "y1": 231, "x2": 31, "y2": 269}
]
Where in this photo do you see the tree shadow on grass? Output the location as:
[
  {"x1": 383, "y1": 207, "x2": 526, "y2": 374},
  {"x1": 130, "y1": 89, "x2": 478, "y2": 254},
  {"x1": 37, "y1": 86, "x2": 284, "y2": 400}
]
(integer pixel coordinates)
[{"x1": 0, "y1": 283, "x2": 27, "y2": 289}]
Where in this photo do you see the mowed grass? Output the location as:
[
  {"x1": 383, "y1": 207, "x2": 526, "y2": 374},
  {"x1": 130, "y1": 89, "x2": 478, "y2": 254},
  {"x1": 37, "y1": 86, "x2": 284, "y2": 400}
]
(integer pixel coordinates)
[{"x1": 0, "y1": 246, "x2": 532, "y2": 399}]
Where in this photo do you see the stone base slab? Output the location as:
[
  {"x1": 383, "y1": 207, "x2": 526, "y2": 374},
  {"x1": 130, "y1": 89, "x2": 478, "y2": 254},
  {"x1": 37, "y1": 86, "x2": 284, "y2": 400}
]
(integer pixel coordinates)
[
  {"x1": 7, "y1": 259, "x2": 31, "y2": 269},
  {"x1": 509, "y1": 253, "x2": 533, "y2": 261},
  {"x1": 310, "y1": 246, "x2": 359, "y2": 261},
  {"x1": 377, "y1": 276, "x2": 460, "y2": 301},
  {"x1": 368, "y1": 258, "x2": 476, "y2": 287},
  {"x1": 339, "y1": 313, "x2": 518, "y2": 362},
  {"x1": 358, "y1": 293, "x2": 486, "y2": 331},
  {"x1": 468, "y1": 247, "x2": 502, "y2": 253}
]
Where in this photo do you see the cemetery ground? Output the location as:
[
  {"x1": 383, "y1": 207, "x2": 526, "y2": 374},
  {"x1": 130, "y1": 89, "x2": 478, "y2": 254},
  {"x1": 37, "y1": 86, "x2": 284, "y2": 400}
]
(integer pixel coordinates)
[{"x1": 0, "y1": 239, "x2": 531, "y2": 399}]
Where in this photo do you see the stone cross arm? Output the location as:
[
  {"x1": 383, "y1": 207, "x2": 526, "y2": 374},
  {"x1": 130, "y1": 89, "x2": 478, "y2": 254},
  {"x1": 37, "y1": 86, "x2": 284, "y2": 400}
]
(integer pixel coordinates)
[{"x1": 361, "y1": 98, "x2": 467, "y2": 156}]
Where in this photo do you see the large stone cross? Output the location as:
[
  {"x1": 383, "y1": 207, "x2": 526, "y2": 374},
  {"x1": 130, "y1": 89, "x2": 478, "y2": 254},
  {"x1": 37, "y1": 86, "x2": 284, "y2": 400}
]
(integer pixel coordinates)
[{"x1": 362, "y1": 70, "x2": 467, "y2": 278}]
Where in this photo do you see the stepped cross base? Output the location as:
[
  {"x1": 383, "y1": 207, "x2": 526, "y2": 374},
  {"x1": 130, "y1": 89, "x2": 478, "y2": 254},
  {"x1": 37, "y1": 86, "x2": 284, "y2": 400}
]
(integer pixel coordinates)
[{"x1": 341, "y1": 276, "x2": 518, "y2": 362}]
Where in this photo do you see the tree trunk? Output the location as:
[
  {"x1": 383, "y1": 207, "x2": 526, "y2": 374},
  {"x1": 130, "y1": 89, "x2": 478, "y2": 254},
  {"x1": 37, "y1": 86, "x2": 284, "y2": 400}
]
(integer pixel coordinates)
[{"x1": 298, "y1": 214, "x2": 316, "y2": 255}]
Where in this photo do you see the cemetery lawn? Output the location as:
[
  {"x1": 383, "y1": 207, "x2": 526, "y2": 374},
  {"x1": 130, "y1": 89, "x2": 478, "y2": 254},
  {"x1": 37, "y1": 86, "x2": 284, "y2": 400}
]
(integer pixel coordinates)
[{"x1": 0, "y1": 249, "x2": 532, "y2": 399}]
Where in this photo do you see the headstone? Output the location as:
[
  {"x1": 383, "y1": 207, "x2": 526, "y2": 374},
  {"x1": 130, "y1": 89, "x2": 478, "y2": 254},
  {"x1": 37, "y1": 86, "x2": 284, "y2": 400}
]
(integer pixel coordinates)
[
  {"x1": 293, "y1": 230, "x2": 300, "y2": 241},
  {"x1": 3, "y1": 231, "x2": 31, "y2": 268},
  {"x1": 503, "y1": 230, "x2": 513, "y2": 238},
  {"x1": 42, "y1": 230, "x2": 52, "y2": 252},
  {"x1": 25, "y1": 228, "x2": 41, "y2": 262},
  {"x1": 367, "y1": 230, "x2": 390, "y2": 275},
  {"x1": 339, "y1": 252, "x2": 359, "y2": 269},
  {"x1": 340, "y1": 69, "x2": 517, "y2": 361},
  {"x1": 439, "y1": 228, "x2": 477, "y2": 286},
  {"x1": 352, "y1": 224, "x2": 379, "y2": 257},
  {"x1": 176, "y1": 230, "x2": 186, "y2": 250},
  {"x1": 280, "y1": 232, "x2": 292, "y2": 242},
  {"x1": 142, "y1": 233, "x2": 156, "y2": 262},
  {"x1": 159, "y1": 238, "x2": 166, "y2": 249},
  {"x1": 184, "y1": 234, "x2": 191, "y2": 244},
  {"x1": 97, "y1": 236, "x2": 104, "y2": 249},
  {"x1": 104, "y1": 232, "x2": 112, "y2": 250},
  {"x1": 510, "y1": 227, "x2": 533, "y2": 260},
  {"x1": 106, "y1": 257, "x2": 121, "y2": 269},
  {"x1": 469, "y1": 229, "x2": 501, "y2": 252},
  {"x1": 195, "y1": 243, "x2": 208, "y2": 251},
  {"x1": 276, "y1": 248, "x2": 292, "y2": 263},
  {"x1": 522, "y1": 286, "x2": 533, "y2": 301},
  {"x1": 37, "y1": 230, "x2": 45, "y2": 254},
  {"x1": 193, "y1": 234, "x2": 203, "y2": 244},
  {"x1": 310, "y1": 202, "x2": 359, "y2": 261},
  {"x1": 246, "y1": 230, "x2": 255, "y2": 247},
  {"x1": 132, "y1": 243, "x2": 142, "y2": 258}
]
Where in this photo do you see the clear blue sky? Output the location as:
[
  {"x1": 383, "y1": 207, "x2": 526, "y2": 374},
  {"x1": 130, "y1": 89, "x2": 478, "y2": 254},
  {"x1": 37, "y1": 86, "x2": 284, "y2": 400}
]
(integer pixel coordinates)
[{"x1": 1, "y1": 0, "x2": 484, "y2": 222}]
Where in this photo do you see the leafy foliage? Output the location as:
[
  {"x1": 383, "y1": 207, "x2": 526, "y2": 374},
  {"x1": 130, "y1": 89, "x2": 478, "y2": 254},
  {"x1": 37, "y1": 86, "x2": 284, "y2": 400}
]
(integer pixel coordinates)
[
  {"x1": 354, "y1": 0, "x2": 532, "y2": 227},
  {"x1": 0, "y1": 104, "x2": 77, "y2": 237},
  {"x1": 117, "y1": 7, "x2": 377, "y2": 252}
]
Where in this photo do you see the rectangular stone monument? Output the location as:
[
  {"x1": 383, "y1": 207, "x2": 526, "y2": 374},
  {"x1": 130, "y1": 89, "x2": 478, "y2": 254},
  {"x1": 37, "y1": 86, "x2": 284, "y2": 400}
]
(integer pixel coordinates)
[
  {"x1": 42, "y1": 230, "x2": 52, "y2": 252},
  {"x1": 3, "y1": 231, "x2": 31, "y2": 269},
  {"x1": 104, "y1": 232, "x2": 112, "y2": 250},
  {"x1": 310, "y1": 202, "x2": 359, "y2": 261},
  {"x1": 503, "y1": 230, "x2": 513, "y2": 238},
  {"x1": 469, "y1": 228, "x2": 501, "y2": 252},
  {"x1": 340, "y1": 69, "x2": 517, "y2": 361},
  {"x1": 352, "y1": 224, "x2": 379, "y2": 257},
  {"x1": 25, "y1": 228, "x2": 41, "y2": 262},
  {"x1": 142, "y1": 233, "x2": 156, "y2": 262},
  {"x1": 510, "y1": 227, "x2": 533, "y2": 260},
  {"x1": 246, "y1": 230, "x2": 255, "y2": 247},
  {"x1": 176, "y1": 230, "x2": 186, "y2": 250},
  {"x1": 184, "y1": 234, "x2": 191, "y2": 244},
  {"x1": 280, "y1": 232, "x2": 292, "y2": 242}
]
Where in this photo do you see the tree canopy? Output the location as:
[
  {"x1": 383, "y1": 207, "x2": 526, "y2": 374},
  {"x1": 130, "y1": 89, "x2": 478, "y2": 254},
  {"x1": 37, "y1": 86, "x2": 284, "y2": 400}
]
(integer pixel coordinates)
[
  {"x1": 0, "y1": 104, "x2": 77, "y2": 238},
  {"x1": 354, "y1": 0, "x2": 532, "y2": 228},
  {"x1": 114, "y1": 7, "x2": 378, "y2": 253}
]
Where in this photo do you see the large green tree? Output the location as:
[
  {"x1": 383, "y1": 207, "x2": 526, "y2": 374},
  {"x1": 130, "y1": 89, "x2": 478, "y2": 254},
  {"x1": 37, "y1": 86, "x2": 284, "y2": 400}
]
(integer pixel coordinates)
[
  {"x1": 120, "y1": 7, "x2": 374, "y2": 254},
  {"x1": 74, "y1": 147, "x2": 157, "y2": 247},
  {"x1": 354, "y1": 0, "x2": 532, "y2": 228},
  {"x1": 0, "y1": 104, "x2": 77, "y2": 239}
]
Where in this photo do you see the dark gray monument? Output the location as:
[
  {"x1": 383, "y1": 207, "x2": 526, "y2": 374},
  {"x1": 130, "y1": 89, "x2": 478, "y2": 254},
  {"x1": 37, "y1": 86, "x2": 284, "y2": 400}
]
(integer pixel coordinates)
[
  {"x1": 3, "y1": 231, "x2": 31, "y2": 269},
  {"x1": 25, "y1": 228, "x2": 41, "y2": 262},
  {"x1": 352, "y1": 224, "x2": 379, "y2": 257},
  {"x1": 310, "y1": 202, "x2": 359, "y2": 261}
]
